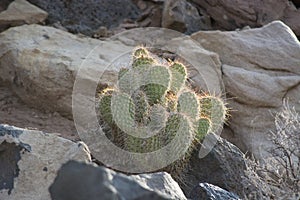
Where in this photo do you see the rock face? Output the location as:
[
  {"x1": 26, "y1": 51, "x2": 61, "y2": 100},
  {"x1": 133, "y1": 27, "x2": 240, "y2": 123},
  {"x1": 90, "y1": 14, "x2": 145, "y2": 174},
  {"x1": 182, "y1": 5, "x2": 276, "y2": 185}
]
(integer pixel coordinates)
[
  {"x1": 0, "y1": 124, "x2": 91, "y2": 200},
  {"x1": 180, "y1": 135, "x2": 259, "y2": 198},
  {"x1": 49, "y1": 160, "x2": 187, "y2": 200},
  {"x1": 27, "y1": 0, "x2": 141, "y2": 36},
  {"x1": 162, "y1": 0, "x2": 203, "y2": 34},
  {"x1": 0, "y1": 24, "x2": 133, "y2": 118},
  {"x1": 192, "y1": 21, "x2": 300, "y2": 159},
  {"x1": 191, "y1": 0, "x2": 300, "y2": 37},
  {"x1": 189, "y1": 183, "x2": 240, "y2": 200},
  {"x1": 0, "y1": 0, "x2": 48, "y2": 32},
  {"x1": 0, "y1": 25, "x2": 223, "y2": 120}
]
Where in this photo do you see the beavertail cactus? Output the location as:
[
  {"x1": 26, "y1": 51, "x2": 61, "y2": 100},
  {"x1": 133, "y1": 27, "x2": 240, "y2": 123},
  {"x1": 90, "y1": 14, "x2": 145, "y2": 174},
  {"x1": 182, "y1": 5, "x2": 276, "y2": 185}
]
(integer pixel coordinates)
[{"x1": 97, "y1": 47, "x2": 227, "y2": 176}]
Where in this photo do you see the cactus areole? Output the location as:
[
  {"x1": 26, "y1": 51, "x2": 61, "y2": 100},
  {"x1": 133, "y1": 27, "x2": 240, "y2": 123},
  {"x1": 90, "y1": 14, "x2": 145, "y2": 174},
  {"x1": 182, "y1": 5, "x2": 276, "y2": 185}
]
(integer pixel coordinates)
[{"x1": 97, "y1": 47, "x2": 227, "y2": 174}]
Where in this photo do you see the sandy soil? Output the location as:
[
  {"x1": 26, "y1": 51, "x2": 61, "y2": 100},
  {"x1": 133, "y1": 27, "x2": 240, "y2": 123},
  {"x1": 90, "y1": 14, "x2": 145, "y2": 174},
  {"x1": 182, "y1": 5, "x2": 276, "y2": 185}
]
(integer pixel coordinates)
[{"x1": 0, "y1": 85, "x2": 79, "y2": 141}]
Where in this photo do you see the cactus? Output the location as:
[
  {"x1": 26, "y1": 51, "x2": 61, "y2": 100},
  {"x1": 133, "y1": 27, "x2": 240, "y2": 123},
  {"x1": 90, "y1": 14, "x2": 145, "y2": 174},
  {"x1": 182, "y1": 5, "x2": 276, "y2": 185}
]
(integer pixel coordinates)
[
  {"x1": 133, "y1": 47, "x2": 149, "y2": 58},
  {"x1": 177, "y1": 91, "x2": 199, "y2": 119},
  {"x1": 98, "y1": 88, "x2": 114, "y2": 126},
  {"x1": 169, "y1": 62, "x2": 187, "y2": 93},
  {"x1": 199, "y1": 95, "x2": 227, "y2": 133},
  {"x1": 132, "y1": 90, "x2": 150, "y2": 123},
  {"x1": 96, "y1": 47, "x2": 227, "y2": 177},
  {"x1": 196, "y1": 117, "x2": 212, "y2": 140}
]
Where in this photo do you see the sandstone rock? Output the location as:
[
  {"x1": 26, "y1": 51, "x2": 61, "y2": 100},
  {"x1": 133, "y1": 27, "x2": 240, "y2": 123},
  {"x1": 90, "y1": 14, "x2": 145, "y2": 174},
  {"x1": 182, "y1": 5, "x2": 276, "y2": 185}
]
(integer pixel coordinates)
[
  {"x1": 0, "y1": 124, "x2": 91, "y2": 200},
  {"x1": 27, "y1": 0, "x2": 140, "y2": 36},
  {"x1": 162, "y1": 0, "x2": 203, "y2": 34},
  {"x1": 189, "y1": 183, "x2": 240, "y2": 200},
  {"x1": 0, "y1": 0, "x2": 48, "y2": 31},
  {"x1": 0, "y1": 25, "x2": 223, "y2": 119},
  {"x1": 49, "y1": 160, "x2": 186, "y2": 200},
  {"x1": 191, "y1": 21, "x2": 300, "y2": 159},
  {"x1": 0, "y1": 24, "x2": 133, "y2": 118},
  {"x1": 191, "y1": 0, "x2": 300, "y2": 37}
]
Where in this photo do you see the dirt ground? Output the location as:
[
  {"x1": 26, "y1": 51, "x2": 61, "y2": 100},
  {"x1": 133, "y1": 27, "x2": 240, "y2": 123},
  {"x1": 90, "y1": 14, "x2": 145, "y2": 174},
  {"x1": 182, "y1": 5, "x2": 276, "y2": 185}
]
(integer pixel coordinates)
[{"x1": 0, "y1": 85, "x2": 79, "y2": 141}]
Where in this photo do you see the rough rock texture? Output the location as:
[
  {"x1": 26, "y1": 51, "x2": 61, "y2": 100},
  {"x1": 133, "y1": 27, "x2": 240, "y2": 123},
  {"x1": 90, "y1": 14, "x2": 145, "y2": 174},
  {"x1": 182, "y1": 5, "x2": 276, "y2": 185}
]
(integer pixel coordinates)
[
  {"x1": 49, "y1": 160, "x2": 187, "y2": 200},
  {"x1": 0, "y1": 0, "x2": 48, "y2": 32},
  {"x1": 180, "y1": 135, "x2": 257, "y2": 198},
  {"x1": 189, "y1": 183, "x2": 240, "y2": 200},
  {"x1": 162, "y1": 0, "x2": 203, "y2": 34},
  {"x1": 0, "y1": 25, "x2": 223, "y2": 119},
  {"x1": 191, "y1": 21, "x2": 300, "y2": 159},
  {"x1": 0, "y1": 124, "x2": 91, "y2": 200},
  {"x1": 0, "y1": 24, "x2": 133, "y2": 118},
  {"x1": 191, "y1": 0, "x2": 300, "y2": 37},
  {"x1": 27, "y1": 0, "x2": 140, "y2": 36},
  {"x1": 131, "y1": 173, "x2": 187, "y2": 200},
  {"x1": 135, "y1": 0, "x2": 164, "y2": 28}
]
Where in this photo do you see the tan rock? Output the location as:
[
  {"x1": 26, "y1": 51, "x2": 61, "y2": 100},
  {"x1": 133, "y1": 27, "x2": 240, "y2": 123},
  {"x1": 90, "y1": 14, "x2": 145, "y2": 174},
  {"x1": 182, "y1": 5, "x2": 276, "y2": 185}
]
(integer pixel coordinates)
[
  {"x1": 0, "y1": 0, "x2": 48, "y2": 29},
  {"x1": 192, "y1": 21, "x2": 300, "y2": 159},
  {"x1": 0, "y1": 25, "x2": 223, "y2": 119}
]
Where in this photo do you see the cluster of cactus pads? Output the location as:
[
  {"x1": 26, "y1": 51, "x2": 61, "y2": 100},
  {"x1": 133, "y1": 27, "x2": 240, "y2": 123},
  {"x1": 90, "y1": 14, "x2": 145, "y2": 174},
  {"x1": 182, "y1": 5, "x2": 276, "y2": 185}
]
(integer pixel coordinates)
[{"x1": 97, "y1": 47, "x2": 227, "y2": 173}]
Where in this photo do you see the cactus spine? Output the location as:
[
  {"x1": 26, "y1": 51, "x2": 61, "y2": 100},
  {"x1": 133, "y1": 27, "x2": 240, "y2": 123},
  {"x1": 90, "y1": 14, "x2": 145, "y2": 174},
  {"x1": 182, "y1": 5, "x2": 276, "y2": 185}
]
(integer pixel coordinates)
[{"x1": 97, "y1": 47, "x2": 227, "y2": 176}]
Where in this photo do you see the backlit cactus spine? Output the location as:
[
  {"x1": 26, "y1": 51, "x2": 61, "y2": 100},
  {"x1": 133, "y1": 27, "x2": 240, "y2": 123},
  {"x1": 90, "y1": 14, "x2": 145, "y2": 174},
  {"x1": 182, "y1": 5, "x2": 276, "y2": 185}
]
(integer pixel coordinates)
[{"x1": 97, "y1": 47, "x2": 227, "y2": 175}]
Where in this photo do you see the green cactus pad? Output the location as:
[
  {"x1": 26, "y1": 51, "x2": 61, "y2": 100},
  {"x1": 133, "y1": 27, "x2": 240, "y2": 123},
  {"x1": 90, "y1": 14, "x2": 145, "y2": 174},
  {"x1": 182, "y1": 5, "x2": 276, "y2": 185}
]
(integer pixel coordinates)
[
  {"x1": 133, "y1": 47, "x2": 149, "y2": 58},
  {"x1": 199, "y1": 96, "x2": 226, "y2": 132},
  {"x1": 196, "y1": 117, "x2": 212, "y2": 141},
  {"x1": 141, "y1": 65, "x2": 171, "y2": 105},
  {"x1": 177, "y1": 91, "x2": 199, "y2": 119},
  {"x1": 132, "y1": 90, "x2": 150, "y2": 123},
  {"x1": 132, "y1": 57, "x2": 155, "y2": 69},
  {"x1": 147, "y1": 104, "x2": 167, "y2": 133},
  {"x1": 118, "y1": 68, "x2": 129, "y2": 80},
  {"x1": 111, "y1": 93, "x2": 136, "y2": 134},
  {"x1": 98, "y1": 89, "x2": 114, "y2": 125},
  {"x1": 169, "y1": 62, "x2": 187, "y2": 93},
  {"x1": 118, "y1": 68, "x2": 142, "y2": 94}
]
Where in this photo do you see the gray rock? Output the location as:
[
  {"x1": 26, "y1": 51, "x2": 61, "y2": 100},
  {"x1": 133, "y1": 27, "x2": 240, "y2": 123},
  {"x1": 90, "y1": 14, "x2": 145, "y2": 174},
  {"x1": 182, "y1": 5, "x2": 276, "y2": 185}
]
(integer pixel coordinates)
[
  {"x1": 189, "y1": 183, "x2": 241, "y2": 200},
  {"x1": 0, "y1": 0, "x2": 48, "y2": 32},
  {"x1": 162, "y1": 0, "x2": 203, "y2": 34},
  {"x1": 180, "y1": 135, "x2": 258, "y2": 198},
  {"x1": 191, "y1": 0, "x2": 300, "y2": 37},
  {"x1": 131, "y1": 173, "x2": 187, "y2": 200},
  {"x1": 0, "y1": 124, "x2": 91, "y2": 200},
  {"x1": 49, "y1": 160, "x2": 187, "y2": 200},
  {"x1": 27, "y1": 0, "x2": 141, "y2": 36},
  {"x1": 192, "y1": 21, "x2": 300, "y2": 160}
]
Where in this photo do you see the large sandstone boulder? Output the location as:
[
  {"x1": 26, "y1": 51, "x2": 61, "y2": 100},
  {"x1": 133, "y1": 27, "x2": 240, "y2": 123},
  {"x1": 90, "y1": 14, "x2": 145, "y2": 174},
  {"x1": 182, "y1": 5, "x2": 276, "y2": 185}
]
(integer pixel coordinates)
[
  {"x1": 0, "y1": 25, "x2": 223, "y2": 120},
  {"x1": 49, "y1": 160, "x2": 187, "y2": 200},
  {"x1": 0, "y1": 124, "x2": 91, "y2": 200},
  {"x1": 191, "y1": 21, "x2": 300, "y2": 159},
  {"x1": 0, "y1": 0, "x2": 48, "y2": 32},
  {"x1": 0, "y1": 24, "x2": 133, "y2": 118}
]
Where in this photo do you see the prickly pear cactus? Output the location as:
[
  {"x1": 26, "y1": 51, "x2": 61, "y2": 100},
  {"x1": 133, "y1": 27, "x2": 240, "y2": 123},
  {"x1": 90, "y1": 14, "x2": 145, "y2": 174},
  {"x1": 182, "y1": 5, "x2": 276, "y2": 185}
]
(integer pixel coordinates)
[{"x1": 97, "y1": 47, "x2": 227, "y2": 176}]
